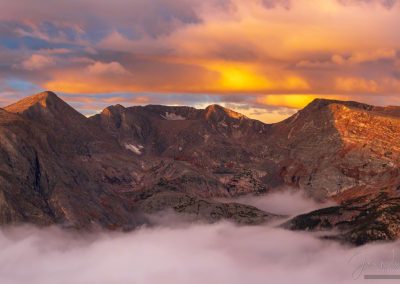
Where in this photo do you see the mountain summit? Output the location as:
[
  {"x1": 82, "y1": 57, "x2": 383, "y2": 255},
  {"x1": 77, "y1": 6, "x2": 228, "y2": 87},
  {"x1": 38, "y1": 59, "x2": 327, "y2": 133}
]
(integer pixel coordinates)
[
  {"x1": 5, "y1": 91, "x2": 86, "y2": 122},
  {"x1": 5, "y1": 91, "x2": 59, "y2": 113},
  {"x1": 204, "y1": 104, "x2": 246, "y2": 121}
]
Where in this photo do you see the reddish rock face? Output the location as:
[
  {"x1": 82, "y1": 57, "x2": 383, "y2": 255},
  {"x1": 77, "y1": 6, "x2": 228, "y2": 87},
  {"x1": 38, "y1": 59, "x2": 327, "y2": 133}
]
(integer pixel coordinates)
[
  {"x1": 262, "y1": 100, "x2": 400, "y2": 200},
  {"x1": 1, "y1": 91, "x2": 400, "y2": 242},
  {"x1": 285, "y1": 192, "x2": 400, "y2": 245},
  {"x1": 92, "y1": 97, "x2": 400, "y2": 201},
  {"x1": 0, "y1": 91, "x2": 147, "y2": 229},
  {"x1": 0, "y1": 91, "x2": 278, "y2": 227}
]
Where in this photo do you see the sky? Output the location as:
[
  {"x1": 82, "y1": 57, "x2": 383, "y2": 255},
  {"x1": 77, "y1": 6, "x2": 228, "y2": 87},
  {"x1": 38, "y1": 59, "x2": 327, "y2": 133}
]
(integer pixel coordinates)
[{"x1": 0, "y1": 0, "x2": 400, "y2": 122}]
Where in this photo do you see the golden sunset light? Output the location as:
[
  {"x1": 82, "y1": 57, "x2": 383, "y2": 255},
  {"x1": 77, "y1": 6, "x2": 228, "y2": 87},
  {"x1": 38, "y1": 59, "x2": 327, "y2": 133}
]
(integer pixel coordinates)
[
  {"x1": 0, "y1": 0, "x2": 400, "y2": 119},
  {"x1": 3, "y1": 1, "x2": 400, "y2": 283}
]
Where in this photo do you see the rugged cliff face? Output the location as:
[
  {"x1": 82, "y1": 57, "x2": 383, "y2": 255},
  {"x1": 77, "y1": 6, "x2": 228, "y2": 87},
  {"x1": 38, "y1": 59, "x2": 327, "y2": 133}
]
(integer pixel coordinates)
[
  {"x1": 285, "y1": 192, "x2": 400, "y2": 245},
  {"x1": 0, "y1": 91, "x2": 278, "y2": 228},
  {"x1": 92, "y1": 97, "x2": 400, "y2": 201},
  {"x1": 0, "y1": 92, "x2": 145, "y2": 229},
  {"x1": 1, "y1": 91, "x2": 400, "y2": 244},
  {"x1": 264, "y1": 99, "x2": 400, "y2": 199},
  {"x1": 90, "y1": 102, "x2": 270, "y2": 198}
]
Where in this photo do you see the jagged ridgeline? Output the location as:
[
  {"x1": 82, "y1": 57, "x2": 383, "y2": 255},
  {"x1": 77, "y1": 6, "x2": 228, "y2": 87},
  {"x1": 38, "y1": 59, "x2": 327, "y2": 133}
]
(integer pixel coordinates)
[{"x1": 1, "y1": 91, "x2": 400, "y2": 244}]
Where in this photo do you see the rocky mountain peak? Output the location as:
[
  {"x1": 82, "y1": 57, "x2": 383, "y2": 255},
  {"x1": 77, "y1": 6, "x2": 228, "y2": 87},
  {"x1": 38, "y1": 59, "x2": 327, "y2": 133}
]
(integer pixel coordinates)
[
  {"x1": 109, "y1": 104, "x2": 125, "y2": 111},
  {"x1": 5, "y1": 91, "x2": 61, "y2": 113},
  {"x1": 4, "y1": 91, "x2": 85, "y2": 123},
  {"x1": 302, "y1": 98, "x2": 378, "y2": 114},
  {"x1": 204, "y1": 104, "x2": 246, "y2": 122},
  {"x1": 101, "y1": 104, "x2": 126, "y2": 117},
  {"x1": 280, "y1": 98, "x2": 380, "y2": 127}
]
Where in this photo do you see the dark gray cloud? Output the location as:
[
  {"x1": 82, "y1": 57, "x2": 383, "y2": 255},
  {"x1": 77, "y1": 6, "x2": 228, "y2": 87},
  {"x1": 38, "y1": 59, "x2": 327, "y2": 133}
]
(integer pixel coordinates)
[
  {"x1": 261, "y1": 0, "x2": 291, "y2": 9},
  {"x1": 338, "y1": 0, "x2": 398, "y2": 8},
  {"x1": 0, "y1": 0, "x2": 202, "y2": 39}
]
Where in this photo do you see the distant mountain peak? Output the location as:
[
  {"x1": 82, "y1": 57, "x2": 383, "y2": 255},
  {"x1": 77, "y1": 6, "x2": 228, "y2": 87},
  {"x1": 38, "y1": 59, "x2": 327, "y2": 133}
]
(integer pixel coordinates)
[
  {"x1": 5, "y1": 91, "x2": 65, "y2": 113},
  {"x1": 4, "y1": 91, "x2": 86, "y2": 124},
  {"x1": 204, "y1": 104, "x2": 246, "y2": 121},
  {"x1": 101, "y1": 104, "x2": 126, "y2": 116},
  {"x1": 298, "y1": 98, "x2": 400, "y2": 120},
  {"x1": 304, "y1": 98, "x2": 375, "y2": 112}
]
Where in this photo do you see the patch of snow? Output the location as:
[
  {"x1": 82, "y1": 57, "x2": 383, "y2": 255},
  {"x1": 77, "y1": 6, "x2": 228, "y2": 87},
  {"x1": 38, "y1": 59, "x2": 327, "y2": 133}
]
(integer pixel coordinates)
[
  {"x1": 161, "y1": 112, "x2": 186, "y2": 121},
  {"x1": 125, "y1": 144, "x2": 144, "y2": 155}
]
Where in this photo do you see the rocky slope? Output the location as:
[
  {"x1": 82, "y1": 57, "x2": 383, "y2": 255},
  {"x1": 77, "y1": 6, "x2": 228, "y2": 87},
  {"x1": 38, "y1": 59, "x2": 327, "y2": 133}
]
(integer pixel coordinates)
[
  {"x1": 285, "y1": 192, "x2": 400, "y2": 245},
  {"x1": 274, "y1": 100, "x2": 400, "y2": 244},
  {"x1": 92, "y1": 98, "x2": 400, "y2": 201},
  {"x1": 0, "y1": 92, "x2": 146, "y2": 229},
  {"x1": 1, "y1": 91, "x2": 400, "y2": 244},
  {"x1": 90, "y1": 103, "x2": 270, "y2": 197},
  {"x1": 264, "y1": 99, "x2": 400, "y2": 199},
  {"x1": 0, "y1": 91, "x2": 278, "y2": 228}
]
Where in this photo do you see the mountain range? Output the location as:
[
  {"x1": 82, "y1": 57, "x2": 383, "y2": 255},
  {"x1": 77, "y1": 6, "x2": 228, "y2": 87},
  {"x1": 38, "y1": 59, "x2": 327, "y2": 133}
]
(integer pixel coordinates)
[{"x1": 1, "y1": 91, "x2": 400, "y2": 245}]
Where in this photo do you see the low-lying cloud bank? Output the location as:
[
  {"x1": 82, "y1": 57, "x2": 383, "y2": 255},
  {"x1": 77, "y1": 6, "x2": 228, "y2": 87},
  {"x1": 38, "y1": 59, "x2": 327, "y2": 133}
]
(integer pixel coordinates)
[
  {"x1": 0, "y1": 192, "x2": 398, "y2": 284},
  {"x1": 224, "y1": 189, "x2": 336, "y2": 216},
  {"x1": 1, "y1": 223, "x2": 399, "y2": 284}
]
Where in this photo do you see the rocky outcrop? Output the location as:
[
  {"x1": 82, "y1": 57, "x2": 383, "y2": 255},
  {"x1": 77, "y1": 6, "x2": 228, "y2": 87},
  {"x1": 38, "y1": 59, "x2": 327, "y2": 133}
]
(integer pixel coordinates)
[
  {"x1": 285, "y1": 192, "x2": 400, "y2": 245},
  {"x1": 138, "y1": 191, "x2": 279, "y2": 225}
]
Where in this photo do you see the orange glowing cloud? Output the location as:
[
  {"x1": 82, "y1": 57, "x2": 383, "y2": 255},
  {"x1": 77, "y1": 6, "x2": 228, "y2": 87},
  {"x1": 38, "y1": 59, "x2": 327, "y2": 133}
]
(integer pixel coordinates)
[
  {"x1": 63, "y1": 0, "x2": 398, "y2": 100},
  {"x1": 2, "y1": 0, "x2": 400, "y2": 118},
  {"x1": 256, "y1": 94, "x2": 346, "y2": 109},
  {"x1": 335, "y1": 77, "x2": 379, "y2": 93}
]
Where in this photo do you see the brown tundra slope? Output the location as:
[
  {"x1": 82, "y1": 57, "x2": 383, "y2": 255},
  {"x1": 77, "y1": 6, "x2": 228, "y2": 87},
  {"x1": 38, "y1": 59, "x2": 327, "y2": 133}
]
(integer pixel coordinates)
[{"x1": 1, "y1": 91, "x2": 400, "y2": 244}]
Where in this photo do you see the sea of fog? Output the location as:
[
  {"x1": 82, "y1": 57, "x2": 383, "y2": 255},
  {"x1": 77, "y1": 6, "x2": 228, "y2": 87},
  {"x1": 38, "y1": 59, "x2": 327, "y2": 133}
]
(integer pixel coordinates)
[{"x1": 1, "y1": 191, "x2": 399, "y2": 284}]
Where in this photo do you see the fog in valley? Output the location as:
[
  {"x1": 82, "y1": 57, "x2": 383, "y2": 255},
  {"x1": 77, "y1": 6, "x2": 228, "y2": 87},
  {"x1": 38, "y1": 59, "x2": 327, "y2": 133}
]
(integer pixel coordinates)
[{"x1": 0, "y1": 192, "x2": 398, "y2": 284}]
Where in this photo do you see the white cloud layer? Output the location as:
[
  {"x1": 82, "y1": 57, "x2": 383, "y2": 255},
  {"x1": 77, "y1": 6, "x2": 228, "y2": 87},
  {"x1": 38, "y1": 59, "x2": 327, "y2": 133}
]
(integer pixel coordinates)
[
  {"x1": 224, "y1": 189, "x2": 336, "y2": 216},
  {"x1": 0, "y1": 192, "x2": 396, "y2": 284},
  {"x1": 1, "y1": 222, "x2": 399, "y2": 284}
]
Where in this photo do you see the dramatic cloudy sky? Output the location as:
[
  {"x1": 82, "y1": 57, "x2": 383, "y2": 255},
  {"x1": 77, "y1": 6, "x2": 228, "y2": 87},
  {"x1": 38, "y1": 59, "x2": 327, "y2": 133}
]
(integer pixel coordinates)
[{"x1": 1, "y1": 0, "x2": 400, "y2": 122}]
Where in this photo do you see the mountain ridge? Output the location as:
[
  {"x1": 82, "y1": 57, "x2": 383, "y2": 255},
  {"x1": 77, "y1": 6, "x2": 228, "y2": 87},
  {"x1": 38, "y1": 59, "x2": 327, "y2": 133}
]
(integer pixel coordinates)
[
  {"x1": 1, "y1": 91, "x2": 400, "y2": 244},
  {"x1": 5, "y1": 91, "x2": 400, "y2": 124}
]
